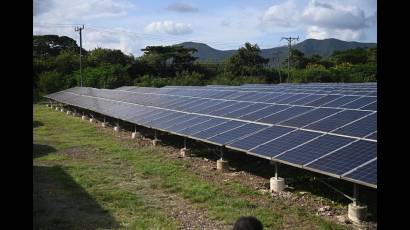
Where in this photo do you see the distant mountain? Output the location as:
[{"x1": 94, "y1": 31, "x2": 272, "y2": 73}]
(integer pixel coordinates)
[{"x1": 178, "y1": 38, "x2": 376, "y2": 65}]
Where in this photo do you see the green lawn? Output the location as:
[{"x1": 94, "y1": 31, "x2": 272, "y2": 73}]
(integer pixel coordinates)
[{"x1": 33, "y1": 104, "x2": 348, "y2": 229}]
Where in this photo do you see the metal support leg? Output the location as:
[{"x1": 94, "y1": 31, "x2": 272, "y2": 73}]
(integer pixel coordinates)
[
  {"x1": 275, "y1": 162, "x2": 278, "y2": 179},
  {"x1": 353, "y1": 184, "x2": 358, "y2": 206},
  {"x1": 220, "y1": 146, "x2": 224, "y2": 160},
  {"x1": 184, "y1": 137, "x2": 187, "y2": 149}
]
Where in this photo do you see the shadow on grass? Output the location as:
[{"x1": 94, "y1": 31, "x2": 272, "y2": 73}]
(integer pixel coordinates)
[
  {"x1": 33, "y1": 144, "x2": 57, "y2": 159},
  {"x1": 33, "y1": 165, "x2": 119, "y2": 230},
  {"x1": 33, "y1": 120, "x2": 44, "y2": 128}
]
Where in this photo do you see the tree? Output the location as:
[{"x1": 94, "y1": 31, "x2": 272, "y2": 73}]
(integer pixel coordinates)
[
  {"x1": 226, "y1": 42, "x2": 269, "y2": 76},
  {"x1": 87, "y1": 48, "x2": 134, "y2": 66},
  {"x1": 33, "y1": 35, "x2": 86, "y2": 58},
  {"x1": 138, "y1": 45, "x2": 198, "y2": 77},
  {"x1": 330, "y1": 48, "x2": 368, "y2": 65}
]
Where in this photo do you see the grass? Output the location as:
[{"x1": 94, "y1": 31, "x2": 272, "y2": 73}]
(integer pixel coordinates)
[{"x1": 33, "y1": 104, "x2": 349, "y2": 229}]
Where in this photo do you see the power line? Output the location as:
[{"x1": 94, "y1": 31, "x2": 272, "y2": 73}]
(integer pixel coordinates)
[{"x1": 281, "y1": 36, "x2": 299, "y2": 83}]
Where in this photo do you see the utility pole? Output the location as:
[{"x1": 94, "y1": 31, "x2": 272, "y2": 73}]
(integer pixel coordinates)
[
  {"x1": 281, "y1": 36, "x2": 299, "y2": 83},
  {"x1": 75, "y1": 25, "x2": 84, "y2": 87}
]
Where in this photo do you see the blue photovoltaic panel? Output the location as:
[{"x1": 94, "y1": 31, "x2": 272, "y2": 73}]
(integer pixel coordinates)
[
  {"x1": 332, "y1": 113, "x2": 376, "y2": 138},
  {"x1": 360, "y1": 101, "x2": 377, "y2": 111},
  {"x1": 178, "y1": 118, "x2": 227, "y2": 135},
  {"x1": 340, "y1": 97, "x2": 376, "y2": 109},
  {"x1": 321, "y1": 95, "x2": 360, "y2": 107},
  {"x1": 305, "y1": 110, "x2": 371, "y2": 132},
  {"x1": 258, "y1": 106, "x2": 313, "y2": 124},
  {"x1": 132, "y1": 110, "x2": 169, "y2": 123},
  {"x1": 208, "y1": 123, "x2": 267, "y2": 145},
  {"x1": 275, "y1": 94, "x2": 309, "y2": 104},
  {"x1": 146, "y1": 112, "x2": 181, "y2": 126},
  {"x1": 343, "y1": 160, "x2": 377, "y2": 186},
  {"x1": 253, "y1": 93, "x2": 283, "y2": 102},
  {"x1": 366, "y1": 132, "x2": 377, "y2": 140},
  {"x1": 188, "y1": 100, "x2": 222, "y2": 113},
  {"x1": 195, "y1": 101, "x2": 235, "y2": 114},
  {"x1": 209, "y1": 102, "x2": 252, "y2": 116},
  {"x1": 249, "y1": 130, "x2": 321, "y2": 158},
  {"x1": 227, "y1": 126, "x2": 295, "y2": 151},
  {"x1": 305, "y1": 140, "x2": 377, "y2": 175},
  {"x1": 276, "y1": 135, "x2": 354, "y2": 166},
  {"x1": 239, "y1": 104, "x2": 290, "y2": 121},
  {"x1": 153, "y1": 113, "x2": 195, "y2": 130},
  {"x1": 264, "y1": 93, "x2": 295, "y2": 103},
  {"x1": 191, "y1": 120, "x2": 246, "y2": 140},
  {"x1": 291, "y1": 94, "x2": 325, "y2": 105},
  {"x1": 167, "y1": 116, "x2": 211, "y2": 132},
  {"x1": 279, "y1": 108, "x2": 341, "y2": 128},
  {"x1": 224, "y1": 103, "x2": 270, "y2": 118},
  {"x1": 305, "y1": 95, "x2": 342, "y2": 106}
]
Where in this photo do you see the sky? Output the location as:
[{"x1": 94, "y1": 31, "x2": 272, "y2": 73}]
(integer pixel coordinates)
[{"x1": 33, "y1": 0, "x2": 377, "y2": 56}]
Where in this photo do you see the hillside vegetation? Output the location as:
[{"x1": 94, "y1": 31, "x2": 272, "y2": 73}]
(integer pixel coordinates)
[{"x1": 33, "y1": 35, "x2": 377, "y2": 102}]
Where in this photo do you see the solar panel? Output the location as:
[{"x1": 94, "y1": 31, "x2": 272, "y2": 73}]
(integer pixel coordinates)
[
  {"x1": 178, "y1": 118, "x2": 227, "y2": 135},
  {"x1": 360, "y1": 101, "x2": 377, "y2": 111},
  {"x1": 258, "y1": 106, "x2": 314, "y2": 124},
  {"x1": 167, "y1": 116, "x2": 211, "y2": 132},
  {"x1": 332, "y1": 113, "x2": 376, "y2": 138},
  {"x1": 305, "y1": 110, "x2": 372, "y2": 133},
  {"x1": 343, "y1": 159, "x2": 377, "y2": 186},
  {"x1": 291, "y1": 94, "x2": 325, "y2": 105},
  {"x1": 275, "y1": 135, "x2": 354, "y2": 166},
  {"x1": 190, "y1": 120, "x2": 246, "y2": 140},
  {"x1": 224, "y1": 103, "x2": 270, "y2": 118},
  {"x1": 208, "y1": 102, "x2": 252, "y2": 116},
  {"x1": 279, "y1": 108, "x2": 341, "y2": 128},
  {"x1": 208, "y1": 123, "x2": 267, "y2": 145},
  {"x1": 321, "y1": 95, "x2": 360, "y2": 107},
  {"x1": 340, "y1": 97, "x2": 376, "y2": 109},
  {"x1": 305, "y1": 140, "x2": 376, "y2": 175},
  {"x1": 239, "y1": 104, "x2": 290, "y2": 121},
  {"x1": 227, "y1": 126, "x2": 295, "y2": 151},
  {"x1": 249, "y1": 130, "x2": 321, "y2": 158},
  {"x1": 46, "y1": 83, "x2": 377, "y2": 188},
  {"x1": 305, "y1": 95, "x2": 342, "y2": 106}
]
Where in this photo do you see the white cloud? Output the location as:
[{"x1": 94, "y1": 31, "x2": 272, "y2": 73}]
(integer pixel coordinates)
[
  {"x1": 301, "y1": 1, "x2": 367, "y2": 30},
  {"x1": 306, "y1": 26, "x2": 365, "y2": 41},
  {"x1": 261, "y1": 0, "x2": 298, "y2": 27},
  {"x1": 165, "y1": 2, "x2": 198, "y2": 13},
  {"x1": 33, "y1": 0, "x2": 134, "y2": 22},
  {"x1": 144, "y1": 21, "x2": 193, "y2": 35},
  {"x1": 260, "y1": 0, "x2": 375, "y2": 41}
]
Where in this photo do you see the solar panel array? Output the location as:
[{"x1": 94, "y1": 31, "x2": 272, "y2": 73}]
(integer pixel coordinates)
[{"x1": 45, "y1": 83, "x2": 377, "y2": 188}]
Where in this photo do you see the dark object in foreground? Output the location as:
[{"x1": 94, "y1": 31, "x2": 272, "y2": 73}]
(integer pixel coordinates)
[{"x1": 233, "y1": 216, "x2": 263, "y2": 230}]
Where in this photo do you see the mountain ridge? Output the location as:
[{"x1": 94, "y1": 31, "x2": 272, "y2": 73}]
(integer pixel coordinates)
[{"x1": 177, "y1": 38, "x2": 376, "y2": 64}]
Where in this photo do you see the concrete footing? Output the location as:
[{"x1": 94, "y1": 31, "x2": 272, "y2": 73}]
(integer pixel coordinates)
[
  {"x1": 180, "y1": 148, "x2": 190, "y2": 157},
  {"x1": 216, "y1": 159, "x2": 229, "y2": 171},
  {"x1": 101, "y1": 122, "x2": 106, "y2": 128},
  {"x1": 270, "y1": 177, "x2": 286, "y2": 193},
  {"x1": 55, "y1": 107, "x2": 59, "y2": 111},
  {"x1": 113, "y1": 126, "x2": 120, "y2": 132},
  {"x1": 81, "y1": 115, "x2": 87, "y2": 120},
  {"x1": 89, "y1": 118, "x2": 94, "y2": 123},
  {"x1": 60, "y1": 108, "x2": 64, "y2": 112},
  {"x1": 348, "y1": 203, "x2": 367, "y2": 224},
  {"x1": 66, "y1": 111, "x2": 71, "y2": 115},
  {"x1": 131, "y1": 132, "x2": 137, "y2": 139},
  {"x1": 152, "y1": 139, "x2": 160, "y2": 146}
]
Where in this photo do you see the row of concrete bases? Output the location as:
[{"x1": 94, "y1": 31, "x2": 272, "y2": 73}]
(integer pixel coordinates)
[{"x1": 46, "y1": 103, "x2": 370, "y2": 225}]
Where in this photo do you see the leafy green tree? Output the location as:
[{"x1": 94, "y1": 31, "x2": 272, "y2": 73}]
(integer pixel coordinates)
[
  {"x1": 226, "y1": 42, "x2": 269, "y2": 76},
  {"x1": 330, "y1": 48, "x2": 369, "y2": 65}
]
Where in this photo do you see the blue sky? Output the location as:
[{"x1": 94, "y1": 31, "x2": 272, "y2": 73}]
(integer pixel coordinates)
[{"x1": 33, "y1": 0, "x2": 377, "y2": 56}]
